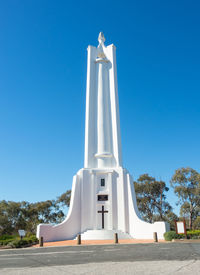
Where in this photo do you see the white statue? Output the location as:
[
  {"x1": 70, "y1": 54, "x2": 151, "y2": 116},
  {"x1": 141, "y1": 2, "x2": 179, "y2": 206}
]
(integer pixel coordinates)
[{"x1": 37, "y1": 33, "x2": 169, "y2": 241}]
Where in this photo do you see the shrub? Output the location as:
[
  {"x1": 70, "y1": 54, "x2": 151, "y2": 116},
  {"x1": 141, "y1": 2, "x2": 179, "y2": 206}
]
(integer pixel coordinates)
[
  {"x1": 164, "y1": 231, "x2": 181, "y2": 241},
  {"x1": 23, "y1": 235, "x2": 38, "y2": 244},
  {"x1": 26, "y1": 232, "x2": 34, "y2": 238},
  {"x1": 193, "y1": 217, "x2": 200, "y2": 229},
  {"x1": 0, "y1": 234, "x2": 16, "y2": 245},
  {"x1": 26, "y1": 235, "x2": 38, "y2": 242},
  {"x1": 0, "y1": 234, "x2": 15, "y2": 241},
  {"x1": 0, "y1": 239, "x2": 13, "y2": 246},
  {"x1": 164, "y1": 230, "x2": 200, "y2": 241},
  {"x1": 9, "y1": 240, "x2": 28, "y2": 248},
  {"x1": 187, "y1": 230, "x2": 200, "y2": 239},
  {"x1": 0, "y1": 234, "x2": 38, "y2": 248}
]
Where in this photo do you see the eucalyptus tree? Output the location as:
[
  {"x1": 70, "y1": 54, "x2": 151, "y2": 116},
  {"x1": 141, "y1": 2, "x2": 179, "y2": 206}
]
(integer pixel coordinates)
[
  {"x1": 171, "y1": 167, "x2": 200, "y2": 230},
  {"x1": 134, "y1": 174, "x2": 172, "y2": 223}
]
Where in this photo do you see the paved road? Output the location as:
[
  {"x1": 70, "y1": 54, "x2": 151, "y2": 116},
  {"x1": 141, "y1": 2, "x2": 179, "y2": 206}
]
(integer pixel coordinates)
[{"x1": 0, "y1": 243, "x2": 200, "y2": 274}]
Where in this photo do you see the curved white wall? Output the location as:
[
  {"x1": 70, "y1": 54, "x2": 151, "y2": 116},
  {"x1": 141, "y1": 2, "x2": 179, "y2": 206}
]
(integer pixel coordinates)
[{"x1": 37, "y1": 168, "x2": 169, "y2": 241}]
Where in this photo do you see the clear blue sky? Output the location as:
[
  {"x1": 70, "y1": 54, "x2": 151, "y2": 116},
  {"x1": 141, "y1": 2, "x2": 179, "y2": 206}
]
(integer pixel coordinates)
[{"x1": 0, "y1": 0, "x2": 200, "y2": 215}]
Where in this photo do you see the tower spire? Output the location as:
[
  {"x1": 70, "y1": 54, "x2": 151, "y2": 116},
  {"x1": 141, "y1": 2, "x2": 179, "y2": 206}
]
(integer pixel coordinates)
[{"x1": 98, "y1": 32, "x2": 105, "y2": 46}]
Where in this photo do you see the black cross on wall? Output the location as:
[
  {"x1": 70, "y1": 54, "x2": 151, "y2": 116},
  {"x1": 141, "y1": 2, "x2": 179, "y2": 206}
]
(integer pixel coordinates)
[{"x1": 98, "y1": 205, "x2": 108, "y2": 229}]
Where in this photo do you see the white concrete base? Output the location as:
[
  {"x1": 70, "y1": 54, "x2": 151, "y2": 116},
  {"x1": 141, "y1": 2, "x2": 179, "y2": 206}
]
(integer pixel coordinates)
[
  {"x1": 37, "y1": 167, "x2": 169, "y2": 242},
  {"x1": 79, "y1": 230, "x2": 132, "y2": 240}
]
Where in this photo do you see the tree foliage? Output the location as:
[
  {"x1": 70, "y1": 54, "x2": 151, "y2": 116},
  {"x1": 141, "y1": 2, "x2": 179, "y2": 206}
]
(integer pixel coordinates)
[
  {"x1": 0, "y1": 190, "x2": 71, "y2": 235},
  {"x1": 134, "y1": 174, "x2": 172, "y2": 223},
  {"x1": 56, "y1": 190, "x2": 71, "y2": 207},
  {"x1": 171, "y1": 167, "x2": 200, "y2": 230}
]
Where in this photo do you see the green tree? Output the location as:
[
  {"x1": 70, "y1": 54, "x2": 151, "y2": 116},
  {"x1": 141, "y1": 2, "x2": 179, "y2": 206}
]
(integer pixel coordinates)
[
  {"x1": 0, "y1": 191, "x2": 71, "y2": 235},
  {"x1": 0, "y1": 201, "x2": 13, "y2": 235},
  {"x1": 134, "y1": 174, "x2": 172, "y2": 223},
  {"x1": 0, "y1": 200, "x2": 26, "y2": 234},
  {"x1": 56, "y1": 190, "x2": 71, "y2": 208},
  {"x1": 171, "y1": 167, "x2": 200, "y2": 230}
]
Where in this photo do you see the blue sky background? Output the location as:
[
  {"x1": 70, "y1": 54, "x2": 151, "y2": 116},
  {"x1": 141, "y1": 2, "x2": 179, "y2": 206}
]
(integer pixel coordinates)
[{"x1": 0, "y1": 0, "x2": 200, "y2": 215}]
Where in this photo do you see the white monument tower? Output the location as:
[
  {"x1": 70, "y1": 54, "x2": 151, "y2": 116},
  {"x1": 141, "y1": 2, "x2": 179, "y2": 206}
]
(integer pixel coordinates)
[{"x1": 37, "y1": 33, "x2": 169, "y2": 241}]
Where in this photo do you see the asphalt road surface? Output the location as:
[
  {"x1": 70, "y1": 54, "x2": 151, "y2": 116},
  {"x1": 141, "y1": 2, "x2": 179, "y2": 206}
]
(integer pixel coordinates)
[{"x1": 0, "y1": 243, "x2": 200, "y2": 274}]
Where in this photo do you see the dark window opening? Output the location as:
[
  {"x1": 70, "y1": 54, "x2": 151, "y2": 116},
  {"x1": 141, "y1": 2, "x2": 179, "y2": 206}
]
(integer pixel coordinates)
[{"x1": 101, "y1": 178, "x2": 105, "y2": 187}]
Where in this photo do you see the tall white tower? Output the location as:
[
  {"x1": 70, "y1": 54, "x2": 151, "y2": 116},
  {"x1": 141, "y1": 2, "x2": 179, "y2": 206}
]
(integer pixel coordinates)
[
  {"x1": 84, "y1": 32, "x2": 122, "y2": 169},
  {"x1": 37, "y1": 33, "x2": 169, "y2": 241}
]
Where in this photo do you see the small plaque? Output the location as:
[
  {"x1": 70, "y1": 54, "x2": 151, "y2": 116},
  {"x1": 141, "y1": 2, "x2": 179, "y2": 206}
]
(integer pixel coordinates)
[
  {"x1": 175, "y1": 220, "x2": 187, "y2": 236},
  {"x1": 98, "y1": 195, "x2": 108, "y2": 201},
  {"x1": 18, "y1": 230, "x2": 26, "y2": 237},
  {"x1": 176, "y1": 222, "x2": 185, "y2": 234}
]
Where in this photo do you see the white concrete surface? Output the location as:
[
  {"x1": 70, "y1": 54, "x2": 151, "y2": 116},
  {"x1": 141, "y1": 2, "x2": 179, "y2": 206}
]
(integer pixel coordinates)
[{"x1": 37, "y1": 32, "x2": 169, "y2": 242}]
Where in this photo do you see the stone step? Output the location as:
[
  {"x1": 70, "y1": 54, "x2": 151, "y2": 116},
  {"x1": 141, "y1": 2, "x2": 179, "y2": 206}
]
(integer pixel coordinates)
[{"x1": 77, "y1": 230, "x2": 132, "y2": 240}]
